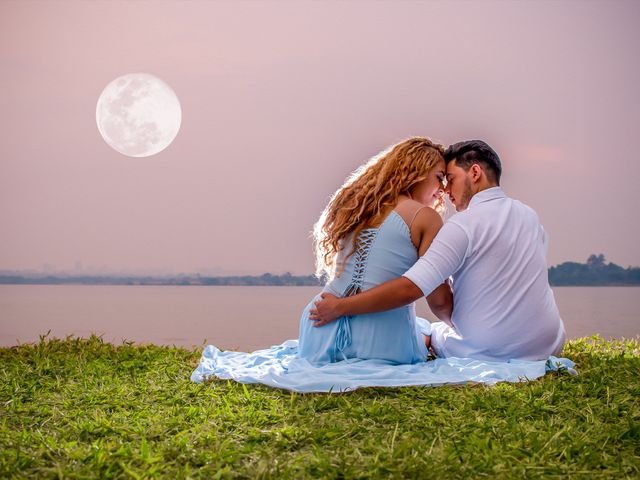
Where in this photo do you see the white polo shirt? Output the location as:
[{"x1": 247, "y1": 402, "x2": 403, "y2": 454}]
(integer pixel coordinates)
[{"x1": 403, "y1": 187, "x2": 566, "y2": 361}]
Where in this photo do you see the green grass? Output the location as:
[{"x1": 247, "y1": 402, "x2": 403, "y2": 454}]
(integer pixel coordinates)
[{"x1": 1, "y1": 335, "x2": 639, "y2": 479}]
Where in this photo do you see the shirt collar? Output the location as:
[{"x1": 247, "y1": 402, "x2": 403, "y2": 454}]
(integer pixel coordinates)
[{"x1": 468, "y1": 186, "x2": 506, "y2": 208}]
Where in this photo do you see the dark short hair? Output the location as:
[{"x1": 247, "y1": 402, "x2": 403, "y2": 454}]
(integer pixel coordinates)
[{"x1": 444, "y1": 140, "x2": 502, "y2": 184}]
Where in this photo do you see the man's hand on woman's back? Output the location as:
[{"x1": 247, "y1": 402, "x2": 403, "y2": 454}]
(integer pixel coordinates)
[{"x1": 309, "y1": 293, "x2": 342, "y2": 327}]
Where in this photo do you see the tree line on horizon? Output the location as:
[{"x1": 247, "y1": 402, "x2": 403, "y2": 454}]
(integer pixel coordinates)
[
  {"x1": 548, "y1": 254, "x2": 640, "y2": 286},
  {"x1": 0, "y1": 255, "x2": 638, "y2": 286}
]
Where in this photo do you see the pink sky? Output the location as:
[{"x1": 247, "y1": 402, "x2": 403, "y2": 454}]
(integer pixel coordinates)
[{"x1": 1, "y1": 0, "x2": 639, "y2": 275}]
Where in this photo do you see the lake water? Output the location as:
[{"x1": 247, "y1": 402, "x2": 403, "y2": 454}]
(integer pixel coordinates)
[{"x1": 0, "y1": 285, "x2": 638, "y2": 351}]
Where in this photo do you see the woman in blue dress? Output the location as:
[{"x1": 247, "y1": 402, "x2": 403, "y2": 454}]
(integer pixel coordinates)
[{"x1": 298, "y1": 136, "x2": 453, "y2": 365}]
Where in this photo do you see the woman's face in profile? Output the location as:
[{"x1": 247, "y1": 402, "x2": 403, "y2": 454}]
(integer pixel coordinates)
[{"x1": 409, "y1": 159, "x2": 446, "y2": 207}]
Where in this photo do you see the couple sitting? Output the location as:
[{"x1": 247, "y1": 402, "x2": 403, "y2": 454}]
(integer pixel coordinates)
[
  {"x1": 300, "y1": 137, "x2": 565, "y2": 364},
  {"x1": 191, "y1": 137, "x2": 569, "y2": 392}
]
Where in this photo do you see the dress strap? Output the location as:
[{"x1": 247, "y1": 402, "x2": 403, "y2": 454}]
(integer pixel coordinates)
[{"x1": 408, "y1": 205, "x2": 430, "y2": 230}]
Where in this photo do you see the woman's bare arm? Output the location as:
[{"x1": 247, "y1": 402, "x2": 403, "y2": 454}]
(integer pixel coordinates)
[{"x1": 414, "y1": 208, "x2": 453, "y2": 322}]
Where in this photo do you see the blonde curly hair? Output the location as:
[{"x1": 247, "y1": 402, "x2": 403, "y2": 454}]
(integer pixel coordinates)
[{"x1": 313, "y1": 137, "x2": 445, "y2": 280}]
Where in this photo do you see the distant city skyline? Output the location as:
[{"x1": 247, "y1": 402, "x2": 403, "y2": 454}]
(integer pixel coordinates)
[{"x1": 2, "y1": 1, "x2": 639, "y2": 275}]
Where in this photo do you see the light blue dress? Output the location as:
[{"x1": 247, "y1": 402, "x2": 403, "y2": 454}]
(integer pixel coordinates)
[
  {"x1": 191, "y1": 210, "x2": 576, "y2": 392},
  {"x1": 298, "y1": 210, "x2": 429, "y2": 365}
]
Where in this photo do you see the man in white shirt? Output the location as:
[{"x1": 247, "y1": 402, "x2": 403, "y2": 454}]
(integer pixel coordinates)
[{"x1": 310, "y1": 140, "x2": 566, "y2": 361}]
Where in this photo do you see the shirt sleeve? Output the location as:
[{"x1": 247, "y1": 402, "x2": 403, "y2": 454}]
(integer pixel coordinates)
[{"x1": 402, "y1": 220, "x2": 469, "y2": 296}]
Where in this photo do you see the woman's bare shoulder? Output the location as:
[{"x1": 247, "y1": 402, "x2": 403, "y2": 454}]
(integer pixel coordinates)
[
  {"x1": 394, "y1": 198, "x2": 426, "y2": 223},
  {"x1": 395, "y1": 198, "x2": 442, "y2": 225},
  {"x1": 413, "y1": 205, "x2": 442, "y2": 222},
  {"x1": 410, "y1": 205, "x2": 443, "y2": 233},
  {"x1": 394, "y1": 199, "x2": 443, "y2": 249}
]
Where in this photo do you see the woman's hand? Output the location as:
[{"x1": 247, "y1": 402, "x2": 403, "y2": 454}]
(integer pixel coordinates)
[{"x1": 309, "y1": 293, "x2": 343, "y2": 326}]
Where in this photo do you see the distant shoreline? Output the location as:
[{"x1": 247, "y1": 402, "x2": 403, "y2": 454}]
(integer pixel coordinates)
[
  {"x1": 1, "y1": 255, "x2": 639, "y2": 287},
  {"x1": 0, "y1": 273, "x2": 323, "y2": 287},
  {"x1": 1, "y1": 275, "x2": 639, "y2": 288}
]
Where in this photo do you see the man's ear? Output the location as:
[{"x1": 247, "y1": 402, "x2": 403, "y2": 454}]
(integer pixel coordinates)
[{"x1": 470, "y1": 164, "x2": 483, "y2": 182}]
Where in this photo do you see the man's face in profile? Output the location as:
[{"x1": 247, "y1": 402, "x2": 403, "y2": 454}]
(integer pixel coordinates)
[{"x1": 445, "y1": 160, "x2": 474, "y2": 212}]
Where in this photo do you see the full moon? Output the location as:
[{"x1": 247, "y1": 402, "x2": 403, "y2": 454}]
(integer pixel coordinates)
[{"x1": 96, "y1": 73, "x2": 181, "y2": 157}]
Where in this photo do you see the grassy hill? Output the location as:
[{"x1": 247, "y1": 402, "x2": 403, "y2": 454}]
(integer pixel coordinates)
[{"x1": 1, "y1": 335, "x2": 638, "y2": 478}]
